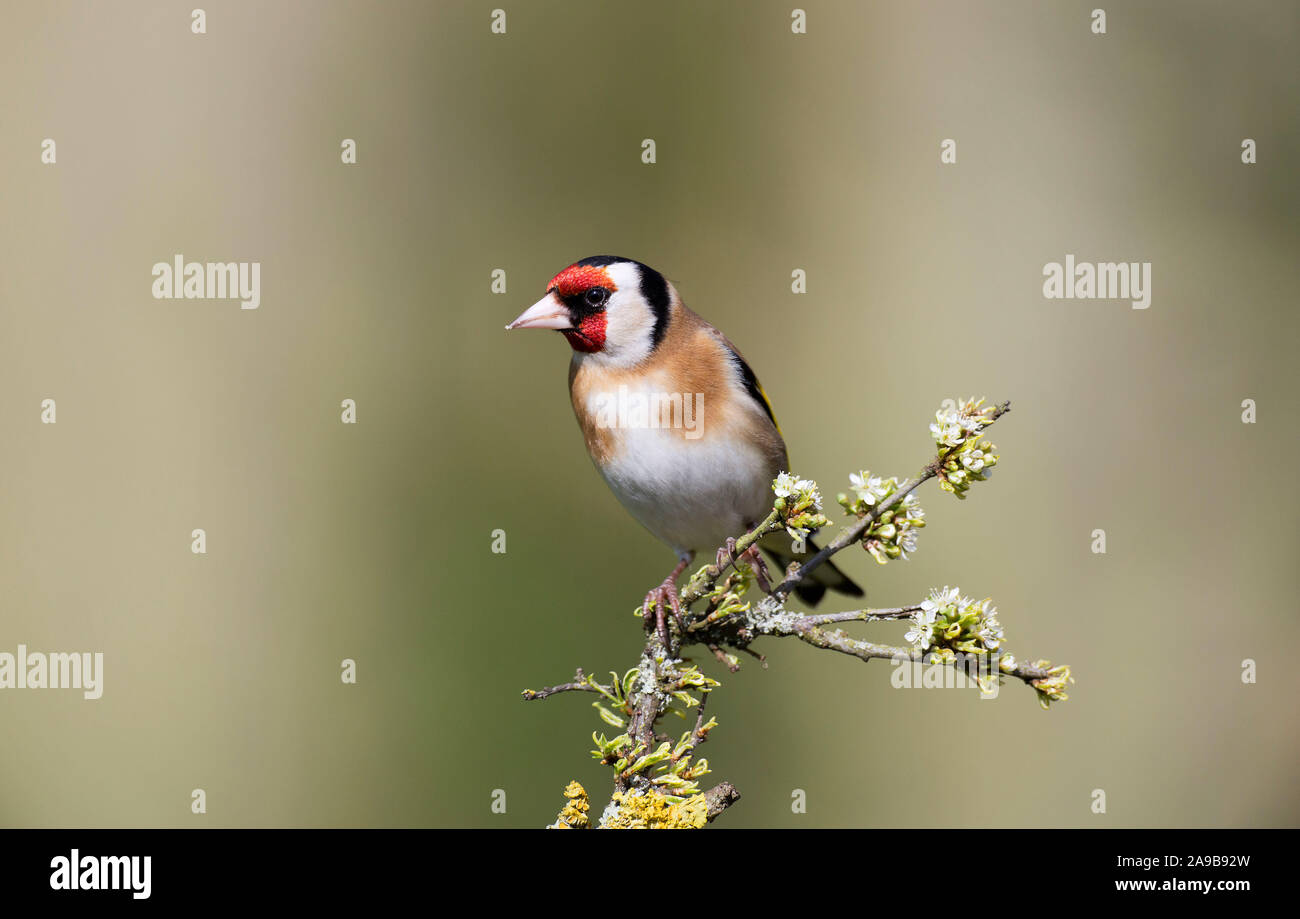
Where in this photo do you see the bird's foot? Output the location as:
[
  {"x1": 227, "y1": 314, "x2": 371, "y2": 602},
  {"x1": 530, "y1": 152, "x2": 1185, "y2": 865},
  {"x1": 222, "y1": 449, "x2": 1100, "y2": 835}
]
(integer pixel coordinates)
[
  {"x1": 739, "y1": 545, "x2": 773, "y2": 593},
  {"x1": 717, "y1": 538, "x2": 772, "y2": 594},
  {"x1": 714, "y1": 537, "x2": 739, "y2": 572},
  {"x1": 642, "y1": 577, "x2": 685, "y2": 649}
]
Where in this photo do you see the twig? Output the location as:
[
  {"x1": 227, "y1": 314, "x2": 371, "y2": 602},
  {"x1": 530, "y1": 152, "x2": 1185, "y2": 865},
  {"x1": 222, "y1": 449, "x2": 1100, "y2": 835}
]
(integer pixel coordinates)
[
  {"x1": 702, "y1": 782, "x2": 740, "y2": 821},
  {"x1": 688, "y1": 692, "x2": 711, "y2": 750},
  {"x1": 522, "y1": 668, "x2": 602, "y2": 701},
  {"x1": 706, "y1": 643, "x2": 739, "y2": 672},
  {"x1": 796, "y1": 605, "x2": 921, "y2": 626},
  {"x1": 782, "y1": 618, "x2": 1060, "y2": 692},
  {"x1": 773, "y1": 401, "x2": 1009, "y2": 600}
]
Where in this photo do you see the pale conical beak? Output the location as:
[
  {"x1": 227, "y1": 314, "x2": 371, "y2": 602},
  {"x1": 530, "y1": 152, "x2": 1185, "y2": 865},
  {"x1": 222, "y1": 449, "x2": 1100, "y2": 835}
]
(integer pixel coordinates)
[{"x1": 505, "y1": 293, "x2": 573, "y2": 330}]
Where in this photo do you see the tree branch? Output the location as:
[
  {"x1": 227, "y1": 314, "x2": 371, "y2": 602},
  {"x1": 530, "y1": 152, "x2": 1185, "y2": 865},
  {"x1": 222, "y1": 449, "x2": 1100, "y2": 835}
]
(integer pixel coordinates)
[
  {"x1": 773, "y1": 401, "x2": 1010, "y2": 600},
  {"x1": 781, "y1": 615, "x2": 1063, "y2": 691},
  {"x1": 703, "y1": 782, "x2": 740, "y2": 821},
  {"x1": 531, "y1": 397, "x2": 1073, "y2": 828},
  {"x1": 521, "y1": 668, "x2": 604, "y2": 701},
  {"x1": 796, "y1": 605, "x2": 921, "y2": 626}
]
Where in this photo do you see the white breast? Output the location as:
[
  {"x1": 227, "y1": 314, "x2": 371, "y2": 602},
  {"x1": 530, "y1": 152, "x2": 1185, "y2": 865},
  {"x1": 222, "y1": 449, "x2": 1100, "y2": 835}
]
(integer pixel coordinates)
[{"x1": 586, "y1": 382, "x2": 776, "y2": 555}]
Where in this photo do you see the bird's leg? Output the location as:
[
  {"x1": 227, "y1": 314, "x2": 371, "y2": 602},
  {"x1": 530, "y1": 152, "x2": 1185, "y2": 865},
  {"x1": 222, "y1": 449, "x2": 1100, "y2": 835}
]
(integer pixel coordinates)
[{"x1": 642, "y1": 552, "x2": 694, "y2": 649}]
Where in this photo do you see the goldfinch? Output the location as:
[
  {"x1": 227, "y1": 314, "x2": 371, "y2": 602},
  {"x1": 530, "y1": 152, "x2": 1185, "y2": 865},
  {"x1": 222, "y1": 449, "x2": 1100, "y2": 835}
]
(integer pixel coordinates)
[{"x1": 507, "y1": 256, "x2": 862, "y2": 634}]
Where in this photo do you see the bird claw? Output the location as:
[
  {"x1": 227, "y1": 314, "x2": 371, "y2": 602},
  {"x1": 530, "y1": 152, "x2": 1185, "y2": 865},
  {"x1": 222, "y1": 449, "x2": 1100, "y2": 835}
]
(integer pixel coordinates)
[
  {"x1": 642, "y1": 577, "x2": 685, "y2": 649},
  {"x1": 716, "y1": 538, "x2": 772, "y2": 594},
  {"x1": 715, "y1": 537, "x2": 739, "y2": 571},
  {"x1": 740, "y1": 546, "x2": 773, "y2": 593}
]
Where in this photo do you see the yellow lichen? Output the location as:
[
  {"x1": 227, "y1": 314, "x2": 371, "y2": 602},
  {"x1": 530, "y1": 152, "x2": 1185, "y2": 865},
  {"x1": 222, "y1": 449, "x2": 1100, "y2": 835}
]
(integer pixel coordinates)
[
  {"x1": 601, "y1": 790, "x2": 708, "y2": 829},
  {"x1": 547, "y1": 780, "x2": 590, "y2": 829}
]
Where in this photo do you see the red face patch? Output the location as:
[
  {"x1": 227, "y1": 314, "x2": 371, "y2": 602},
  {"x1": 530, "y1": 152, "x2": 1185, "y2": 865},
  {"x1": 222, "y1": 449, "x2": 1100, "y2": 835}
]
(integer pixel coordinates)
[
  {"x1": 562, "y1": 312, "x2": 607, "y2": 353},
  {"x1": 548, "y1": 264, "x2": 617, "y2": 299}
]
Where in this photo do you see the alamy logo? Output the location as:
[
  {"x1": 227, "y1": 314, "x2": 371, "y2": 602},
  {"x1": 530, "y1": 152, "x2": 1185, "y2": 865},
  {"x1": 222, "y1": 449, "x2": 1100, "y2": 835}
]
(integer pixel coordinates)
[
  {"x1": 890, "y1": 652, "x2": 1002, "y2": 699},
  {"x1": 151, "y1": 254, "x2": 261, "y2": 309},
  {"x1": 593, "y1": 386, "x2": 704, "y2": 439},
  {"x1": 1042, "y1": 254, "x2": 1151, "y2": 309},
  {"x1": 0, "y1": 644, "x2": 104, "y2": 699},
  {"x1": 50, "y1": 850, "x2": 150, "y2": 899}
]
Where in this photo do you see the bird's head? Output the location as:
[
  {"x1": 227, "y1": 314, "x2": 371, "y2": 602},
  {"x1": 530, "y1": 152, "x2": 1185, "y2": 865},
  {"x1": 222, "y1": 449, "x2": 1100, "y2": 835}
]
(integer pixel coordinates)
[{"x1": 506, "y1": 256, "x2": 673, "y2": 365}]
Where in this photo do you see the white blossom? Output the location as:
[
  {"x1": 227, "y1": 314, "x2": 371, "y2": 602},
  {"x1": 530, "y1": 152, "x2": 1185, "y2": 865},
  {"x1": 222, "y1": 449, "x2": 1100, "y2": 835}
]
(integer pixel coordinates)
[{"x1": 904, "y1": 606, "x2": 937, "y2": 651}]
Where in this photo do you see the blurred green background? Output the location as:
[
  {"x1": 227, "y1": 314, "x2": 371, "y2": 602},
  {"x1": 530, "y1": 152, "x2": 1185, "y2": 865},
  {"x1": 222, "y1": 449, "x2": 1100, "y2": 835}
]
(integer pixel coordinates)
[{"x1": 1, "y1": 0, "x2": 1297, "y2": 827}]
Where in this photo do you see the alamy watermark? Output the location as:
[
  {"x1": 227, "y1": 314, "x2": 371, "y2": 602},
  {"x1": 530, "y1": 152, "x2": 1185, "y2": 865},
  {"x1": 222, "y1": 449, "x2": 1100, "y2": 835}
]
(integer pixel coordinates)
[
  {"x1": 890, "y1": 651, "x2": 1003, "y2": 699},
  {"x1": 151, "y1": 254, "x2": 260, "y2": 309},
  {"x1": 1043, "y1": 254, "x2": 1151, "y2": 309},
  {"x1": 50, "y1": 849, "x2": 150, "y2": 899},
  {"x1": 0, "y1": 644, "x2": 104, "y2": 699},
  {"x1": 593, "y1": 386, "x2": 704, "y2": 439}
]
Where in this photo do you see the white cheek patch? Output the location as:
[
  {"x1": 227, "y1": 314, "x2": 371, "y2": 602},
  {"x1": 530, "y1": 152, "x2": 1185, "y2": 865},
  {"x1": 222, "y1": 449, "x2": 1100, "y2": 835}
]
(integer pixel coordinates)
[
  {"x1": 593, "y1": 262, "x2": 656, "y2": 368},
  {"x1": 601, "y1": 290, "x2": 655, "y2": 366}
]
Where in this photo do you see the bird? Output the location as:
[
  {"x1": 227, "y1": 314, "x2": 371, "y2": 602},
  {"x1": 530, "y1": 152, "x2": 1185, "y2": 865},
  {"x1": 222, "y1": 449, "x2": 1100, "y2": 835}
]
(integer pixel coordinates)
[{"x1": 506, "y1": 255, "x2": 862, "y2": 638}]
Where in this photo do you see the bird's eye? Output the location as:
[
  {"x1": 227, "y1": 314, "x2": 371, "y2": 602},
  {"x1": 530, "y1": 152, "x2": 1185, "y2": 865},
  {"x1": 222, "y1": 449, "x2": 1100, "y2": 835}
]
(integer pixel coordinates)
[{"x1": 584, "y1": 287, "x2": 609, "y2": 308}]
